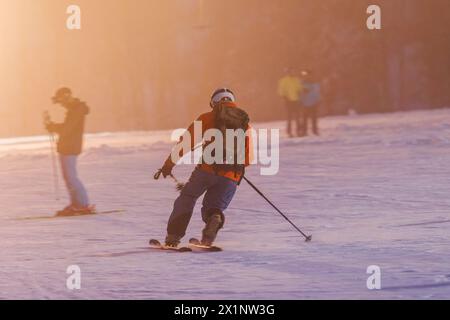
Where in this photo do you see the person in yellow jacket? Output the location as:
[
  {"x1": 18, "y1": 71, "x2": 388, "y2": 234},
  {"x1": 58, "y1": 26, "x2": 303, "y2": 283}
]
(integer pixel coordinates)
[{"x1": 278, "y1": 68, "x2": 304, "y2": 137}]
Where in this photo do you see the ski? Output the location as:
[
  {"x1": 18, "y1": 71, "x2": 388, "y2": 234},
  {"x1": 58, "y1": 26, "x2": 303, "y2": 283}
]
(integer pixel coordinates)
[
  {"x1": 188, "y1": 238, "x2": 222, "y2": 252},
  {"x1": 14, "y1": 209, "x2": 126, "y2": 221},
  {"x1": 149, "y1": 239, "x2": 192, "y2": 253}
]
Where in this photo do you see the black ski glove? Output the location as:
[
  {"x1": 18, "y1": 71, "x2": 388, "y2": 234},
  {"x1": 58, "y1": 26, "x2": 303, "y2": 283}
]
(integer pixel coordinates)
[{"x1": 160, "y1": 158, "x2": 175, "y2": 178}]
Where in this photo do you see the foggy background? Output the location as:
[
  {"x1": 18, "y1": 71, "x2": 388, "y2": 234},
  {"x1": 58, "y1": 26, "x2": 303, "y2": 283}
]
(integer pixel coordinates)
[{"x1": 0, "y1": 0, "x2": 449, "y2": 138}]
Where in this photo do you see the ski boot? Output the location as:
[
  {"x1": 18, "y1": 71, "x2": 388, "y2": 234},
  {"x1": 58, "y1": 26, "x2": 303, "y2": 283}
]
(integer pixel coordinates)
[
  {"x1": 164, "y1": 234, "x2": 182, "y2": 248},
  {"x1": 201, "y1": 210, "x2": 225, "y2": 246},
  {"x1": 56, "y1": 205, "x2": 96, "y2": 217}
]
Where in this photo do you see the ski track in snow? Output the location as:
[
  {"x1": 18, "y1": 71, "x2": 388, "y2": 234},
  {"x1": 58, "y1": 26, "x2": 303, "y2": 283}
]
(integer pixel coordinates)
[{"x1": 1, "y1": 108, "x2": 450, "y2": 299}]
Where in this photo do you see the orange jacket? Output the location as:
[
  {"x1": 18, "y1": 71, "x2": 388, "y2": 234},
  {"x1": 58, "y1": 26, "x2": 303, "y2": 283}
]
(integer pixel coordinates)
[{"x1": 166, "y1": 102, "x2": 252, "y2": 182}]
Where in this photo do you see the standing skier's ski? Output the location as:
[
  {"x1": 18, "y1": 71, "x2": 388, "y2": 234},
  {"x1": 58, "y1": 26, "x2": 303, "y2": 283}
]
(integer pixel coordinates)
[
  {"x1": 14, "y1": 209, "x2": 126, "y2": 221},
  {"x1": 189, "y1": 238, "x2": 222, "y2": 252},
  {"x1": 149, "y1": 239, "x2": 192, "y2": 252}
]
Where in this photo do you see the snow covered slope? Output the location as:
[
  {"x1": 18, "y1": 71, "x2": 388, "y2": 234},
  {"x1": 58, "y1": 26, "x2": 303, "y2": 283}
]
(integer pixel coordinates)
[{"x1": 1, "y1": 108, "x2": 449, "y2": 299}]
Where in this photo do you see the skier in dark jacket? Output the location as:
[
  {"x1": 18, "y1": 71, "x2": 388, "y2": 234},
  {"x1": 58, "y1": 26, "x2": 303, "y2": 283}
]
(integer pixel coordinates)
[
  {"x1": 157, "y1": 88, "x2": 253, "y2": 248},
  {"x1": 45, "y1": 87, "x2": 94, "y2": 216}
]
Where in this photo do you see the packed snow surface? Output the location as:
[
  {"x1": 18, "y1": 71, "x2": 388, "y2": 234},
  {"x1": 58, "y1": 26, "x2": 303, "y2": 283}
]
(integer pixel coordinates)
[{"x1": 1, "y1": 108, "x2": 450, "y2": 299}]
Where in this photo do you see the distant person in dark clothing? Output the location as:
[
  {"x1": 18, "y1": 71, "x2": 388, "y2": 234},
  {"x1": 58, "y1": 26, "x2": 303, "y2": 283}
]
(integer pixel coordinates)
[
  {"x1": 300, "y1": 70, "x2": 321, "y2": 136},
  {"x1": 278, "y1": 68, "x2": 304, "y2": 137},
  {"x1": 45, "y1": 87, "x2": 94, "y2": 216}
]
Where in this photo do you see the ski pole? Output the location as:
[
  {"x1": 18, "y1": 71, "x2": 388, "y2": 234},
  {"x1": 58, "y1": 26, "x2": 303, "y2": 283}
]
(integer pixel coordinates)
[
  {"x1": 48, "y1": 132, "x2": 60, "y2": 201},
  {"x1": 154, "y1": 169, "x2": 185, "y2": 192},
  {"x1": 169, "y1": 174, "x2": 186, "y2": 191},
  {"x1": 43, "y1": 111, "x2": 60, "y2": 201},
  {"x1": 243, "y1": 176, "x2": 312, "y2": 242}
]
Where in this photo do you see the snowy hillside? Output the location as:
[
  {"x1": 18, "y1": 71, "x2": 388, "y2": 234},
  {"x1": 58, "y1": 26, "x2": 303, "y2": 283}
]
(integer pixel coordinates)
[{"x1": 1, "y1": 108, "x2": 450, "y2": 299}]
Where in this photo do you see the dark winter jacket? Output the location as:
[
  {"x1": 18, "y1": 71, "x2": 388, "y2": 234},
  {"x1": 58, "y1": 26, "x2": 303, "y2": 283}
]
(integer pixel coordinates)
[{"x1": 47, "y1": 99, "x2": 89, "y2": 155}]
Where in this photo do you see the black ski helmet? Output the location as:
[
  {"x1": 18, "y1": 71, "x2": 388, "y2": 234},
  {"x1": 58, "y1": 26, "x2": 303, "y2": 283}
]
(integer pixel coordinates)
[{"x1": 210, "y1": 88, "x2": 236, "y2": 108}]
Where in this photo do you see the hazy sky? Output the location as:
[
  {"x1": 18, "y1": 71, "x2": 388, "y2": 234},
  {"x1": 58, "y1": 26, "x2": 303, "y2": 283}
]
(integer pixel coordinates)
[{"x1": 1, "y1": 0, "x2": 449, "y2": 137}]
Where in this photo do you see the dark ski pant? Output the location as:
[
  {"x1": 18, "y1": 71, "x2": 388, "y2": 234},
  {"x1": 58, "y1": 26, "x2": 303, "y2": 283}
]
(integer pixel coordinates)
[
  {"x1": 167, "y1": 168, "x2": 237, "y2": 239},
  {"x1": 302, "y1": 105, "x2": 319, "y2": 135},
  {"x1": 286, "y1": 100, "x2": 302, "y2": 136}
]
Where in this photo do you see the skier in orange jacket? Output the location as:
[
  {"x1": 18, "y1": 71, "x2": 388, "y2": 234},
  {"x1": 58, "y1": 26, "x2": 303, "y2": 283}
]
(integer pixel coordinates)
[{"x1": 159, "y1": 88, "x2": 253, "y2": 247}]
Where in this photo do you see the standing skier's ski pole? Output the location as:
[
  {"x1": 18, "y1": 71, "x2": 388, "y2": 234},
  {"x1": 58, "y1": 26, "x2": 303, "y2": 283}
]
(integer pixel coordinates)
[
  {"x1": 44, "y1": 111, "x2": 60, "y2": 201},
  {"x1": 243, "y1": 176, "x2": 312, "y2": 242},
  {"x1": 49, "y1": 133, "x2": 60, "y2": 201}
]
